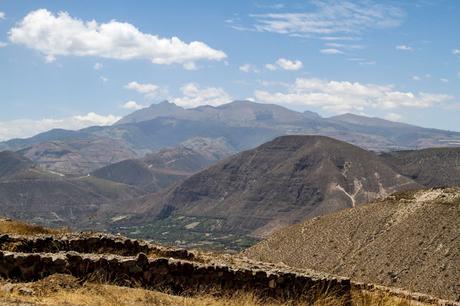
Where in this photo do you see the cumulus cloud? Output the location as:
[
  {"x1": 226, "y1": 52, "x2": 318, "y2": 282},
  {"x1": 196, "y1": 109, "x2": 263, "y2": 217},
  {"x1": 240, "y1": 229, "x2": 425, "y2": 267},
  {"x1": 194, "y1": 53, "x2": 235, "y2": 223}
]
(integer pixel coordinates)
[
  {"x1": 239, "y1": 64, "x2": 258, "y2": 73},
  {"x1": 396, "y1": 45, "x2": 412, "y2": 51},
  {"x1": 384, "y1": 113, "x2": 403, "y2": 122},
  {"x1": 254, "y1": 77, "x2": 454, "y2": 113},
  {"x1": 173, "y1": 83, "x2": 232, "y2": 108},
  {"x1": 9, "y1": 9, "x2": 226, "y2": 68},
  {"x1": 320, "y1": 48, "x2": 344, "y2": 55},
  {"x1": 124, "y1": 81, "x2": 160, "y2": 99},
  {"x1": 453, "y1": 49, "x2": 460, "y2": 55},
  {"x1": 0, "y1": 113, "x2": 120, "y2": 141},
  {"x1": 125, "y1": 81, "x2": 158, "y2": 94},
  {"x1": 0, "y1": 12, "x2": 5, "y2": 20},
  {"x1": 122, "y1": 100, "x2": 144, "y2": 110},
  {"x1": 248, "y1": 1, "x2": 404, "y2": 36},
  {"x1": 265, "y1": 63, "x2": 277, "y2": 71},
  {"x1": 0, "y1": 41, "x2": 7, "y2": 48},
  {"x1": 265, "y1": 58, "x2": 303, "y2": 71},
  {"x1": 275, "y1": 58, "x2": 303, "y2": 70}
]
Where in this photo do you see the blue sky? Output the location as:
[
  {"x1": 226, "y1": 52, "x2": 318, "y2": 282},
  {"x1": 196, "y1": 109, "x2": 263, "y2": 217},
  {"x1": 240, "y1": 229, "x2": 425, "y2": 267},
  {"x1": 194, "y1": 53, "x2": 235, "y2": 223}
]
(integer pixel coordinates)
[{"x1": 0, "y1": 0, "x2": 459, "y2": 140}]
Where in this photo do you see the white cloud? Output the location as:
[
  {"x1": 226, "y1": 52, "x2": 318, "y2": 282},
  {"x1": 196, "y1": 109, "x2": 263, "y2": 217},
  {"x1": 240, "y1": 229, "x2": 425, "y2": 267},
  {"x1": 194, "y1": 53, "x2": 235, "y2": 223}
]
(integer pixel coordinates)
[
  {"x1": 264, "y1": 58, "x2": 303, "y2": 71},
  {"x1": 396, "y1": 45, "x2": 412, "y2": 51},
  {"x1": 320, "y1": 48, "x2": 344, "y2": 55},
  {"x1": 0, "y1": 12, "x2": 5, "y2": 20},
  {"x1": 0, "y1": 113, "x2": 120, "y2": 141},
  {"x1": 93, "y1": 62, "x2": 103, "y2": 70},
  {"x1": 412, "y1": 75, "x2": 421, "y2": 81},
  {"x1": 325, "y1": 42, "x2": 364, "y2": 50},
  {"x1": 125, "y1": 81, "x2": 158, "y2": 94},
  {"x1": 125, "y1": 81, "x2": 159, "y2": 99},
  {"x1": 173, "y1": 83, "x2": 232, "y2": 108},
  {"x1": 453, "y1": 49, "x2": 460, "y2": 55},
  {"x1": 440, "y1": 78, "x2": 449, "y2": 83},
  {"x1": 122, "y1": 100, "x2": 144, "y2": 110},
  {"x1": 347, "y1": 57, "x2": 375, "y2": 65},
  {"x1": 249, "y1": 1, "x2": 404, "y2": 36},
  {"x1": 9, "y1": 9, "x2": 226, "y2": 68},
  {"x1": 239, "y1": 63, "x2": 258, "y2": 73},
  {"x1": 320, "y1": 36, "x2": 358, "y2": 41},
  {"x1": 275, "y1": 58, "x2": 303, "y2": 70},
  {"x1": 265, "y1": 63, "x2": 277, "y2": 71},
  {"x1": 182, "y1": 62, "x2": 197, "y2": 70},
  {"x1": 384, "y1": 113, "x2": 403, "y2": 122},
  {"x1": 254, "y1": 77, "x2": 454, "y2": 113},
  {"x1": 100, "y1": 76, "x2": 108, "y2": 82},
  {"x1": 0, "y1": 41, "x2": 7, "y2": 48}
]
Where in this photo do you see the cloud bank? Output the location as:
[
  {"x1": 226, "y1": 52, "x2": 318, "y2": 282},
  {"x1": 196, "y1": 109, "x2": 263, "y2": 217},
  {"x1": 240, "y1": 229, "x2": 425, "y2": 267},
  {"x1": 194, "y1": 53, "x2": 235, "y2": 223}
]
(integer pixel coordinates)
[
  {"x1": 9, "y1": 9, "x2": 227, "y2": 68},
  {"x1": 0, "y1": 112, "x2": 120, "y2": 141},
  {"x1": 255, "y1": 78, "x2": 454, "y2": 113},
  {"x1": 173, "y1": 83, "x2": 232, "y2": 108}
]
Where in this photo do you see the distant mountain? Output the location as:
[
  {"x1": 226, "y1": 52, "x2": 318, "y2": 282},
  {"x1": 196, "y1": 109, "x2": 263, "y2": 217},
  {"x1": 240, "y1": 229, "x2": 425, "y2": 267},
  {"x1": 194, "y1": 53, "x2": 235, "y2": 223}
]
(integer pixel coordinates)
[
  {"x1": 92, "y1": 137, "x2": 235, "y2": 192},
  {"x1": 381, "y1": 147, "x2": 460, "y2": 187},
  {"x1": 244, "y1": 187, "x2": 460, "y2": 301},
  {"x1": 115, "y1": 100, "x2": 321, "y2": 127},
  {"x1": 2, "y1": 101, "x2": 460, "y2": 175},
  {"x1": 329, "y1": 113, "x2": 410, "y2": 128},
  {"x1": 0, "y1": 151, "x2": 144, "y2": 227},
  {"x1": 17, "y1": 136, "x2": 138, "y2": 176},
  {"x1": 0, "y1": 151, "x2": 34, "y2": 179},
  {"x1": 113, "y1": 136, "x2": 420, "y2": 241}
]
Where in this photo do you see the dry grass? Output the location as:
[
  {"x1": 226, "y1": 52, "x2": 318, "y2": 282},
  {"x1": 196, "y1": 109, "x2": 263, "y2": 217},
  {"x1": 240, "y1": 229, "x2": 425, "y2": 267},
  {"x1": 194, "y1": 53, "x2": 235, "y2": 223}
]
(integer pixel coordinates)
[
  {"x1": 0, "y1": 218, "x2": 67, "y2": 236},
  {"x1": 0, "y1": 274, "x2": 432, "y2": 306}
]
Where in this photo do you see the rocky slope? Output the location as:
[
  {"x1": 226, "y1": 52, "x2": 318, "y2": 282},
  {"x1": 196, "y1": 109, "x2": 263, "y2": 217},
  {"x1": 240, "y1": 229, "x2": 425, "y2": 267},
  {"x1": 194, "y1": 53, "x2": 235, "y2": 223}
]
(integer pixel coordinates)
[
  {"x1": 18, "y1": 136, "x2": 138, "y2": 176},
  {"x1": 118, "y1": 136, "x2": 420, "y2": 241},
  {"x1": 92, "y1": 137, "x2": 234, "y2": 192},
  {"x1": 0, "y1": 151, "x2": 144, "y2": 227},
  {"x1": 244, "y1": 187, "x2": 460, "y2": 301},
  {"x1": 381, "y1": 148, "x2": 460, "y2": 187}
]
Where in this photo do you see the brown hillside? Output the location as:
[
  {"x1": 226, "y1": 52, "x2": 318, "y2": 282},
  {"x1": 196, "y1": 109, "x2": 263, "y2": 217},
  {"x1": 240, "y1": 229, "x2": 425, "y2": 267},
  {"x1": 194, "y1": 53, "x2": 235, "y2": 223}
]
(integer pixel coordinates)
[
  {"x1": 136, "y1": 135, "x2": 420, "y2": 238},
  {"x1": 244, "y1": 187, "x2": 460, "y2": 301}
]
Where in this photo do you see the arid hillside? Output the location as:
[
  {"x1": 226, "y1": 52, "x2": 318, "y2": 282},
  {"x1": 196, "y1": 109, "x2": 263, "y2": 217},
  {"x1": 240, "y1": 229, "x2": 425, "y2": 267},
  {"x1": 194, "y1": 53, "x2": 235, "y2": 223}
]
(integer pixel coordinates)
[
  {"x1": 381, "y1": 148, "x2": 460, "y2": 187},
  {"x1": 0, "y1": 218, "x2": 453, "y2": 306},
  {"x1": 124, "y1": 135, "x2": 420, "y2": 239},
  {"x1": 244, "y1": 187, "x2": 460, "y2": 301}
]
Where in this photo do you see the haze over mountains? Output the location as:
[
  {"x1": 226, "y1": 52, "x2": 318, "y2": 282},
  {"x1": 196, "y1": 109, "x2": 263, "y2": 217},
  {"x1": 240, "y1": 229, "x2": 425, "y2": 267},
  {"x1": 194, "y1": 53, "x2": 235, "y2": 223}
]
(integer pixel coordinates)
[{"x1": 1, "y1": 100, "x2": 460, "y2": 177}]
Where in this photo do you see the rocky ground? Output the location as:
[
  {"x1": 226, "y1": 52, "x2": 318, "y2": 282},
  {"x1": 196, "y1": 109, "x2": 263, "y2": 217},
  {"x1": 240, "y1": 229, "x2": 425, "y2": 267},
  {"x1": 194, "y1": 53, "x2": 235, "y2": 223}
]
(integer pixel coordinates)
[
  {"x1": 244, "y1": 188, "x2": 460, "y2": 302},
  {"x1": 0, "y1": 218, "x2": 457, "y2": 306}
]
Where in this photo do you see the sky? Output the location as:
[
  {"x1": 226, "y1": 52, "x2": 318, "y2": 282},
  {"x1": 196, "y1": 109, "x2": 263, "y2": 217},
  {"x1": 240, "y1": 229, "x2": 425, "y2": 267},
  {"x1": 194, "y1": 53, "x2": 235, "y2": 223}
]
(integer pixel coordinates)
[{"x1": 0, "y1": 0, "x2": 459, "y2": 140}]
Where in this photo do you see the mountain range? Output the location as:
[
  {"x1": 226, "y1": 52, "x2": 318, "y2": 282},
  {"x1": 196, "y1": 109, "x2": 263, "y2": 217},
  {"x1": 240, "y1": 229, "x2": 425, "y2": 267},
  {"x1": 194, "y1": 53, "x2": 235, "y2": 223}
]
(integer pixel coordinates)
[{"x1": 1, "y1": 100, "x2": 460, "y2": 176}]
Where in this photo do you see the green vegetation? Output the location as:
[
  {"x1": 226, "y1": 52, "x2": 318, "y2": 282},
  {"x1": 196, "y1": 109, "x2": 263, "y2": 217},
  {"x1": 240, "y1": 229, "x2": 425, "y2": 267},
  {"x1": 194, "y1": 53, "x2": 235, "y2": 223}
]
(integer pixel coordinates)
[{"x1": 110, "y1": 215, "x2": 259, "y2": 252}]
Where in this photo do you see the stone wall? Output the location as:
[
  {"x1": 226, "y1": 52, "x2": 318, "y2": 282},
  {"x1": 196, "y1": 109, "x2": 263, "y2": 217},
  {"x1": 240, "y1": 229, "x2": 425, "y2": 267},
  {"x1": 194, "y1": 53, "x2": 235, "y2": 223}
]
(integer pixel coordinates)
[
  {"x1": 0, "y1": 234, "x2": 194, "y2": 260},
  {"x1": 0, "y1": 251, "x2": 350, "y2": 302},
  {"x1": 0, "y1": 234, "x2": 457, "y2": 305}
]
